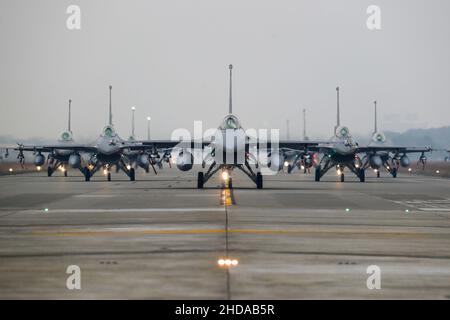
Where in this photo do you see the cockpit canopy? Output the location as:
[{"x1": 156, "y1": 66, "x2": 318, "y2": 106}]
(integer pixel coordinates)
[
  {"x1": 335, "y1": 126, "x2": 351, "y2": 139},
  {"x1": 372, "y1": 132, "x2": 386, "y2": 143},
  {"x1": 59, "y1": 131, "x2": 73, "y2": 142},
  {"x1": 102, "y1": 125, "x2": 116, "y2": 138},
  {"x1": 220, "y1": 115, "x2": 241, "y2": 130}
]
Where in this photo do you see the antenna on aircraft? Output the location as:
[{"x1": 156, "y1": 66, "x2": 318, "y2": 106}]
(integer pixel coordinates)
[
  {"x1": 229, "y1": 64, "x2": 233, "y2": 114},
  {"x1": 335, "y1": 86, "x2": 340, "y2": 133},
  {"x1": 374, "y1": 100, "x2": 378, "y2": 134},
  {"x1": 131, "y1": 106, "x2": 136, "y2": 139},
  {"x1": 302, "y1": 108, "x2": 309, "y2": 140},
  {"x1": 109, "y1": 85, "x2": 113, "y2": 126},
  {"x1": 286, "y1": 119, "x2": 290, "y2": 139},
  {"x1": 68, "y1": 99, "x2": 72, "y2": 133}
]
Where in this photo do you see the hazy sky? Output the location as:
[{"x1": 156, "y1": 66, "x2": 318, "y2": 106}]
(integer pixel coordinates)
[{"x1": 1, "y1": 0, "x2": 449, "y2": 141}]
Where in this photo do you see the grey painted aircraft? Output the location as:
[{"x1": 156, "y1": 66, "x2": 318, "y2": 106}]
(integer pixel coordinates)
[
  {"x1": 284, "y1": 109, "x2": 317, "y2": 174},
  {"x1": 15, "y1": 86, "x2": 170, "y2": 182},
  {"x1": 360, "y1": 101, "x2": 429, "y2": 177},
  {"x1": 16, "y1": 99, "x2": 82, "y2": 177},
  {"x1": 140, "y1": 64, "x2": 319, "y2": 189},
  {"x1": 122, "y1": 106, "x2": 159, "y2": 174},
  {"x1": 312, "y1": 87, "x2": 431, "y2": 182}
]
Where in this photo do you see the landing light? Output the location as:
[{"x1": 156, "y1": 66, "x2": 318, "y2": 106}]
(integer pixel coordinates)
[
  {"x1": 436, "y1": 170, "x2": 440, "y2": 174},
  {"x1": 374, "y1": 169, "x2": 378, "y2": 173},
  {"x1": 284, "y1": 161, "x2": 289, "y2": 167},
  {"x1": 60, "y1": 166, "x2": 65, "y2": 172},
  {"x1": 300, "y1": 165, "x2": 305, "y2": 170},
  {"x1": 9, "y1": 168, "x2": 13, "y2": 172},
  {"x1": 337, "y1": 169, "x2": 342, "y2": 175},
  {"x1": 387, "y1": 166, "x2": 390, "y2": 170},
  {"x1": 217, "y1": 258, "x2": 239, "y2": 268},
  {"x1": 405, "y1": 209, "x2": 410, "y2": 213},
  {"x1": 103, "y1": 169, "x2": 108, "y2": 175},
  {"x1": 345, "y1": 208, "x2": 351, "y2": 212},
  {"x1": 43, "y1": 208, "x2": 49, "y2": 212},
  {"x1": 36, "y1": 166, "x2": 41, "y2": 171},
  {"x1": 355, "y1": 163, "x2": 360, "y2": 168},
  {"x1": 126, "y1": 165, "x2": 131, "y2": 170},
  {"x1": 222, "y1": 171, "x2": 229, "y2": 181},
  {"x1": 408, "y1": 168, "x2": 412, "y2": 172}
]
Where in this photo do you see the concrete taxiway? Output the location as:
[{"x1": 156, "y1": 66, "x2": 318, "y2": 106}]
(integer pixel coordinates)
[{"x1": 0, "y1": 167, "x2": 450, "y2": 299}]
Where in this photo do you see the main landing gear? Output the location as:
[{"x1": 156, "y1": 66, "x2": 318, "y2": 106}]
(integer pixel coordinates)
[
  {"x1": 82, "y1": 161, "x2": 135, "y2": 182},
  {"x1": 315, "y1": 164, "x2": 365, "y2": 182},
  {"x1": 197, "y1": 162, "x2": 263, "y2": 189}
]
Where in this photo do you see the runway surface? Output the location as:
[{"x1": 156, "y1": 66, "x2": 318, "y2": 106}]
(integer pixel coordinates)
[{"x1": 1, "y1": 167, "x2": 450, "y2": 299}]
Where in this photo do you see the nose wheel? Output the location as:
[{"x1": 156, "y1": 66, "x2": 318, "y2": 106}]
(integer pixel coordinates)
[
  {"x1": 359, "y1": 168, "x2": 365, "y2": 182},
  {"x1": 47, "y1": 166, "x2": 53, "y2": 177},
  {"x1": 83, "y1": 167, "x2": 91, "y2": 182},
  {"x1": 197, "y1": 172, "x2": 204, "y2": 189},
  {"x1": 228, "y1": 178, "x2": 233, "y2": 189},
  {"x1": 315, "y1": 167, "x2": 321, "y2": 181},
  {"x1": 392, "y1": 167, "x2": 397, "y2": 178},
  {"x1": 256, "y1": 172, "x2": 263, "y2": 189}
]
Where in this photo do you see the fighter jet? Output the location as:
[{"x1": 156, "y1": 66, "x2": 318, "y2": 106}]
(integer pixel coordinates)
[
  {"x1": 16, "y1": 86, "x2": 170, "y2": 182},
  {"x1": 284, "y1": 108, "x2": 317, "y2": 174},
  {"x1": 16, "y1": 99, "x2": 83, "y2": 176},
  {"x1": 141, "y1": 65, "x2": 318, "y2": 189},
  {"x1": 313, "y1": 87, "x2": 431, "y2": 182},
  {"x1": 122, "y1": 106, "x2": 158, "y2": 174},
  {"x1": 360, "y1": 101, "x2": 430, "y2": 177}
]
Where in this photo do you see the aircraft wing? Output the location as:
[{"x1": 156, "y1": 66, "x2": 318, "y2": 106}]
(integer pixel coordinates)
[
  {"x1": 355, "y1": 146, "x2": 432, "y2": 154},
  {"x1": 123, "y1": 140, "x2": 212, "y2": 151},
  {"x1": 15, "y1": 144, "x2": 98, "y2": 153},
  {"x1": 259, "y1": 140, "x2": 320, "y2": 151}
]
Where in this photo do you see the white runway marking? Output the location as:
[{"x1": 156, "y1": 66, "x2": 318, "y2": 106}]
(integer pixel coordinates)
[
  {"x1": 73, "y1": 195, "x2": 115, "y2": 198},
  {"x1": 13, "y1": 208, "x2": 224, "y2": 214},
  {"x1": 392, "y1": 199, "x2": 450, "y2": 211}
]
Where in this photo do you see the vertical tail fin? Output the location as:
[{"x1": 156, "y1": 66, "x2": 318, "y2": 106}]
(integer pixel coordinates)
[
  {"x1": 131, "y1": 106, "x2": 136, "y2": 138},
  {"x1": 334, "y1": 86, "x2": 340, "y2": 133},
  {"x1": 68, "y1": 99, "x2": 72, "y2": 133},
  {"x1": 109, "y1": 85, "x2": 113, "y2": 126},
  {"x1": 286, "y1": 119, "x2": 290, "y2": 140},
  {"x1": 228, "y1": 64, "x2": 233, "y2": 114}
]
